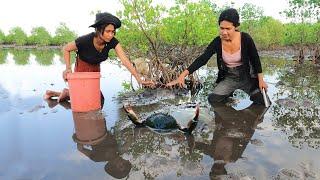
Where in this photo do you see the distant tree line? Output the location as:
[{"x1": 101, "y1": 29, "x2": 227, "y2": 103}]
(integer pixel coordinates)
[{"x1": 0, "y1": 23, "x2": 77, "y2": 46}]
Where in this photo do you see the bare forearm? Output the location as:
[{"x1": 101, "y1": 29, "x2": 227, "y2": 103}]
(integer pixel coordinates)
[
  {"x1": 179, "y1": 70, "x2": 190, "y2": 79},
  {"x1": 257, "y1": 73, "x2": 268, "y2": 90},
  {"x1": 123, "y1": 59, "x2": 141, "y2": 81},
  {"x1": 257, "y1": 73, "x2": 264, "y2": 82},
  {"x1": 62, "y1": 41, "x2": 77, "y2": 70},
  {"x1": 63, "y1": 50, "x2": 71, "y2": 70},
  {"x1": 115, "y1": 44, "x2": 142, "y2": 82}
]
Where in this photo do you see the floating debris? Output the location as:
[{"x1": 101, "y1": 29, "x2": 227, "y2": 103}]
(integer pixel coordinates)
[
  {"x1": 28, "y1": 105, "x2": 45, "y2": 112},
  {"x1": 301, "y1": 99, "x2": 314, "y2": 108},
  {"x1": 51, "y1": 109, "x2": 58, "y2": 113},
  {"x1": 275, "y1": 98, "x2": 297, "y2": 108},
  {"x1": 299, "y1": 162, "x2": 318, "y2": 179},
  {"x1": 224, "y1": 129, "x2": 246, "y2": 138},
  {"x1": 275, "y1": 81, "x2": 286, "y2": 86},
  {"x1": 276, "y1": 168, "x2": 302, "y2": 179},
  {"x1": 250, "y1": 139, "x2": 264, "y2": 147}
]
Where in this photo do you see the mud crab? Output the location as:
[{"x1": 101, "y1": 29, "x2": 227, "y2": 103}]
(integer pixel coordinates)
[{"x1": 123, "y1": 104, "x2": 200, "y2": 134}]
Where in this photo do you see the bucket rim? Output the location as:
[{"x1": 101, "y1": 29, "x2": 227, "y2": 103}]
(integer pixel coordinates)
[
  {"x1": 67, "y1": 72, "x2": 101, "y2": 80},
  {"x1": 72, "y1": 132, "x2": 107, "y2": 145}
]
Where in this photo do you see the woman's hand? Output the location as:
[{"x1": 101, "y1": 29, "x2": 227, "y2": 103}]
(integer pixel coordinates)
[
  {"x1": 259, "y1": 79, "x2": 268, "y2": 91},
  {"x1": 257, "y1": 73, "x2": 268, "y2": 91},
  {"x1": 62, "y1": 69, "x2": 72, "y2": 82},
  {"x1": 138, "y1": 79, "x2": 155, "y2": 88},
  {"x1": 166, "y1": 77, "x2": 185, "y2": 88},
  {"x1": 166, "y1": 70, "x2": 189, "y2": 88},
  {"x1": 115, "y1": 43, "x2": 155, "y2": 88}
]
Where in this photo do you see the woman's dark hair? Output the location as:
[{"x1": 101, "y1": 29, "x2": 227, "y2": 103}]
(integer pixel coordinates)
[
  {"x1": 218, "y1": 8, "x2": 240, "y2": 27},
  {"x1": 95, "y1": 23, "x2": 116, "y2": 36}
]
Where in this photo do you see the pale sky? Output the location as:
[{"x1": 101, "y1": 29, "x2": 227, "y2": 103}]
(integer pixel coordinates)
[{"x1": 0, "y1": 0, "x2": 288, "y2": 36}]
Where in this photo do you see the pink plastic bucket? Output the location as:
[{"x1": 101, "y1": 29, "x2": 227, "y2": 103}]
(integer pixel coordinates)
[{"x1": 67, "y1": 72, "x2": 101, "y2": 112}]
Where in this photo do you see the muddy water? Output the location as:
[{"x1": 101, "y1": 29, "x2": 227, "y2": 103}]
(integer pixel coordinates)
[{"x1": 0, "y1": 49, "x2": 319, "y2": 179}]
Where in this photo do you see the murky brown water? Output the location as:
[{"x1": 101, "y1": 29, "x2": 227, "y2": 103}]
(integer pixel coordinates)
[{"x1": 0, "y1": 49, "x2": 319, "y2": 179}]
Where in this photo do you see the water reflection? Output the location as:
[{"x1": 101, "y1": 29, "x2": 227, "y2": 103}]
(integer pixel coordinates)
[
  {"x1": 118, "y1": 126, "x2": 201, "y2": 178},
  {"x1": 195, "y1": 104, "x2": 268, "y2": 179},
  {"x1": 72, "y1": 110, "x2": 132, "y2": 179},
  {"x1": 1, "y1": 49, "x2": 320, "y2": 178},
  {"x1": 115, "y1": 103, "x2": 268, "y2": 178},
  {"x1": 33, "y1": 49, "x2": 56, "y2": 65},
  {"x1": 10, "y1": 49, "x2": 30, "y2": 65},
  {"x1": 44, "y1": 98, "x2": 71, "y2": 109},
  {"x1": 0, "y1": 84, "x2": 11, "y2": 112},
  {"x1": 260, "y1": 57, "x2": 289, "y2": 75},
  {"x1": 0, "y1": 49, "x2": 9, "y2": 64},
  {"x1": 276, "y1": 63, "x2": 320, "y2": 102},
  {"x1": 272, "y1": 63, "x2": 320, "y2": 149},
  {"x1": 4, "y1": 48, "x2": 66, "y2": 65}
]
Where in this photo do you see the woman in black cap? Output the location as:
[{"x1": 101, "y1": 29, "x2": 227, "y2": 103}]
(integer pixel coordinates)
[
  {"x1": 44, "y1": 12, "x2": 154, "y2": 102},
  {"x1": 167, "y1": 8, "x2": 269, "y2": 106}
]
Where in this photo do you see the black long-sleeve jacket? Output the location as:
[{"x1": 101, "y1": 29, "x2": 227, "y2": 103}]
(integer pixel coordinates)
[{"x1": 187, "y1": 32, "x2": 262, "y2": 83}]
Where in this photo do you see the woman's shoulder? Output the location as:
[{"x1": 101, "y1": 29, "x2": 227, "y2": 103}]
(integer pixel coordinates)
[
  {"x1": 110, "y1": 37, "x2": 119, "y2": 43},
  {"x1": 75, "y1": 32, "x2": 95, "y2": 49},
  {"x1": 76, "y1": 32, "x2": 95, "y2": 43},
  {"x1": 82, "y1": 32, "x2": 95, "y2": 38},
  {"x1": 108, "y1": 37, "x2": 119, "y2": 48},
  {"x1": 240, "y1": 32, "x2": 253, "y2": 40},
  {"x1": 212, "y1": 35, "x2": 221, "y2": 42},
  {"x1": 207, "y1": 36, "x2": 221, "y2": 48}
]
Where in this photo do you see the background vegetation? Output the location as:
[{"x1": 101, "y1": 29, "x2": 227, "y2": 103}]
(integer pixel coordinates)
[
  {"x1": 1, "y1": 0, "x2": 318, "y2": 83},
  {"x1": 0, "y1": 0, "x2": 318, "y2": 50}
]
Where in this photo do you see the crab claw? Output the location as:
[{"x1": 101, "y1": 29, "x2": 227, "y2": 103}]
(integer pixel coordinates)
[
  {"x1": 123, "y1": 104, "x2": 132, "y2": 113},
  {"x1": 181, "y1": 104, "x2": 200, "y2": 134},
  {"x1": 123, "y1": 104, "x2": 143, "y2": 125}
]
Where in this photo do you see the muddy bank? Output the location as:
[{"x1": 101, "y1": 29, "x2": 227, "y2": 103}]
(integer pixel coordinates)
[{"x1": 260, "y1": 46, "x2": 317, "y2": 59}]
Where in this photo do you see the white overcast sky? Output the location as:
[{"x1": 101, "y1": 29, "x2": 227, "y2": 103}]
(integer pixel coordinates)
[{"x1": 0, "y1": 0, "x2": 288, "y2": 35}]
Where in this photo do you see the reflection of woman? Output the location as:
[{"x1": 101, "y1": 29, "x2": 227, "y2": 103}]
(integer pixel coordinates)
[
  {"x1": 167, "y1": 8, "x2": 269, "y2": 105},
  {"x1": 76, "y1": 133, "x2": 132, "y2": 179},
  {"x1": 194, "y1": 103, "x2": 268, "y2": 178},
  {"x1": 44, "y1": 12, "x2": 153, "y2": 102},
  {"x1": 72, "y1": 110, "x2": 132, "y2": 179}
]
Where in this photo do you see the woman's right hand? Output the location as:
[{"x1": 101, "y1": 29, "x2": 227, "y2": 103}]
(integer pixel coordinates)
[
  {"x1": 166, "y1": 70, "x2": 190, "y2": 88},
  {"x1": 166, "y1": 76, "x2": 186, "y2": 88},
  {"x1": 62, "y1": 69, "x2": 72, "y2": 82},
  {"x1": 139, "y1": 79, "x2": 156, "y2": 88}
]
